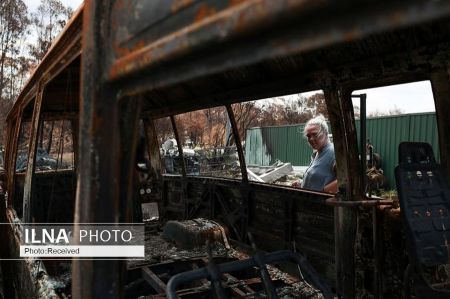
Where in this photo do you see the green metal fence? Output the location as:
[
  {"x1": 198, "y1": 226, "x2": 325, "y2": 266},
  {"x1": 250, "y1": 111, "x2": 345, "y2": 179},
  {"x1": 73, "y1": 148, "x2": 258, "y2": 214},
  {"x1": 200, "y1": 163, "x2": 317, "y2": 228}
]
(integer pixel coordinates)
[{"x1": 245, "y1": 112, "x2": 439, "y2": 188}]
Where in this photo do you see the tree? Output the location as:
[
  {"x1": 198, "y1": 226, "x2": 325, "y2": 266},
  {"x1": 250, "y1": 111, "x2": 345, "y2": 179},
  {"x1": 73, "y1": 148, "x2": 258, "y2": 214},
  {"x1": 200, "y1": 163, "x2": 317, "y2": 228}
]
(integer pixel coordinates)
[
  {"x1": 154, "y1": 117, "x2": 174, "y2": 145},
  {"x1": 232, "y1": 101, "x2": 261, "y2": 141},
  {"x1": 305, "y1": 93, "x2": 328, "y2": 118},
  {"x1": 28, "y1": 0, "x2": 72, "y2": 63},
  {"x1": 0, "y1": 0, "x2": 29, "y2": 100},
  {"x1": 368, "y1": 105, "x2": 405, "y2": 117},
  {"x1": 0, "y1": 0, "x2": 29, "y2": 144}
]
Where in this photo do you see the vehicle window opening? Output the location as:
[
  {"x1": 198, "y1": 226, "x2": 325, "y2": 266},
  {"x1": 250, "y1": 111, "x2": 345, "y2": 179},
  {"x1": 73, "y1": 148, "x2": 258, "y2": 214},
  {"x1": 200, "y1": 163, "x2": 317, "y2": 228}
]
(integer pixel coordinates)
[
  {"x1": 174, "y1": 106, "x2": 240, "y2": 179},
  {"x1": 351, "y1": 80, "x2": 437, "y2": 199},
  {"x1": 231, "y1": 90, "x2": 338, "y2": 193},
  {"x1": 31, "y1": 119, "x2": 75, "y2": 223},
  {"x1": 24, "y1": 62, "x2": 80, "y2": 224}
]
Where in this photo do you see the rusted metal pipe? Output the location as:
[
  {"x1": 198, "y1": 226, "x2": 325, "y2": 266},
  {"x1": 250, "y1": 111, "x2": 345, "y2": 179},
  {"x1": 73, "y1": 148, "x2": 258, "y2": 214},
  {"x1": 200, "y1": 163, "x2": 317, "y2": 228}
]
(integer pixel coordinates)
[{"x1": 326, "y1": 197, "x2": 394, "y2": 207}]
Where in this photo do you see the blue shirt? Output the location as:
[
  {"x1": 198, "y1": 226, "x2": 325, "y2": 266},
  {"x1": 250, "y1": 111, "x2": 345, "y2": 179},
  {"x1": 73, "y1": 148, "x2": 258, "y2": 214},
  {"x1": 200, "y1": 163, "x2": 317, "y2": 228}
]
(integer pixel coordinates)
[{"x1": 301, "y1": 143, "x2": 336, "y2": 191}]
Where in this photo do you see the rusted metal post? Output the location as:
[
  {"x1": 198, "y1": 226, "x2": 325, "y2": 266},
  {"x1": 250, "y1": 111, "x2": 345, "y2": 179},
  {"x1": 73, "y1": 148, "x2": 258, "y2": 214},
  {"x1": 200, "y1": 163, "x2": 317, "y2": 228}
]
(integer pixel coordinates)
[
  {"x1": 118, "y1": 96, "x2": 143, "y2": 222},
  {"x1": 170, "y1": 115, "x2": 186, "y2": 176},
  {"x1": 351, "y1": 94, "x2": 367, "y2": 194},
  {"x1": 7, "y1": 111, "x2": 23, "y2": 206},
  {"x1": 23, "y1": 83, "x2": 44, "y2": 223},
  {"x1": 225, "y1": 104, "x2": 248, "y2": 183},
  {"x1": 324, "y1": 87, "x2": 361, "y2": 299},
  {"x1": 73, "y1": 1, "x2": 124, "y2": 298},
  {"x1": 143, "y1": 119, "x2": 163, "y2": 180}
]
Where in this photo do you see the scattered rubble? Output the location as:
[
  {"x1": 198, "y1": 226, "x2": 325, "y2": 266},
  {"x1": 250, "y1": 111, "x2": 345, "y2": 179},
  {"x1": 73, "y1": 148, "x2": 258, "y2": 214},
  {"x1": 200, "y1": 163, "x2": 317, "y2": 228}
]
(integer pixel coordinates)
[{"x1": 128, "y1": 219, "x2": 325, "y2": 298}]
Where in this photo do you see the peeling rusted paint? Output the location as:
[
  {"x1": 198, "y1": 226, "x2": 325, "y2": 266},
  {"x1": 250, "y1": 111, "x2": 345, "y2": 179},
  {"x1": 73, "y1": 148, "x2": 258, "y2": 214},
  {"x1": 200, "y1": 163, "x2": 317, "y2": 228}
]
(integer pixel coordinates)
[
  {"x1": 194, "y1": 3, "x2": 217, "y2": 22},
  {"x1": 171, "y1": 0, "x2": 195, "y2": 13}
]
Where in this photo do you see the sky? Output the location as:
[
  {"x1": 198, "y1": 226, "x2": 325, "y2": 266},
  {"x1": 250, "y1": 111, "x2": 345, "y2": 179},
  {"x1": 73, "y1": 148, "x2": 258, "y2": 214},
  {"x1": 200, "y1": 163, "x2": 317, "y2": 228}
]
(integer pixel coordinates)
[
  {"x1": 23, "y1": 1, "x2": 436, "y2": 116},
  {"x1": 351, "y1": 80, "x2": 435, "y2": 114},
  {"x1": 296, "y1": 81, "x2": 435, "y2": 115},
  {"x1": 25, "y1": 0, "x2": 83, "y2": 13}
]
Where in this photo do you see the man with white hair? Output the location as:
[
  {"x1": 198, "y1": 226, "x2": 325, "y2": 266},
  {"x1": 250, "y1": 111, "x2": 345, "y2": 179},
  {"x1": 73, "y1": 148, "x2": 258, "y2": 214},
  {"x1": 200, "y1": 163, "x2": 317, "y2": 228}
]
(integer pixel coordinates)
[{"x1": 294, "y1": 115, "x2": 336, "y2": 191}]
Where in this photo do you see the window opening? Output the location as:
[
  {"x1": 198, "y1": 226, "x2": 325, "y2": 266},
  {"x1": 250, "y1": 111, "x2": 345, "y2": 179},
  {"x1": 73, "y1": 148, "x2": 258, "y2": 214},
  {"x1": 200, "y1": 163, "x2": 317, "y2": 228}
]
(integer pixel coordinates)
[
  {"x1": 35, "y1": 120, "x2": 74, "y2": 172},
  {"x1": 351, "y1": 80, "x2": 437, "y2": 197},
  {"x1": 174, "y1": 107, "x2": 240, "y2": 179},
  {"x1": 232, "y1": 91, "x2": 337, "y2": 193}
]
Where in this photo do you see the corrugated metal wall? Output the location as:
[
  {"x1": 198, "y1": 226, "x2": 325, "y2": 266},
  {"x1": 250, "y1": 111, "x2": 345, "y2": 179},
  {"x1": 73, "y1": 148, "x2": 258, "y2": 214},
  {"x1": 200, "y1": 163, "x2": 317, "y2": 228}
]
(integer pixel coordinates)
[
  {"x1": 245, "y1": 112, "x2": 439, "y2": 188},
  {"x1": 246, "y1": 124, "x2": 311, "y2": 166}
]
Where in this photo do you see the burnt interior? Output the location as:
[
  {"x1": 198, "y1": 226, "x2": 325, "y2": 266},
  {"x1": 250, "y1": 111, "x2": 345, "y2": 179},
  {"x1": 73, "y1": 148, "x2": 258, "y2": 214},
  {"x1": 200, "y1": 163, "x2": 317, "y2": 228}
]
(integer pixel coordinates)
[{"x1": 2, "y1": 2, "x2": 450, "y2": 299}]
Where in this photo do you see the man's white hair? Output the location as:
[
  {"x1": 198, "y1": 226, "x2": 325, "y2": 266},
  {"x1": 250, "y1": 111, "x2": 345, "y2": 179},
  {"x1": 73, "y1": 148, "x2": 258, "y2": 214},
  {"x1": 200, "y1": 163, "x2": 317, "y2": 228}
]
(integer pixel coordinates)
[{"x1": 303, "y1": 114, "x2": 329, "y2": 138}]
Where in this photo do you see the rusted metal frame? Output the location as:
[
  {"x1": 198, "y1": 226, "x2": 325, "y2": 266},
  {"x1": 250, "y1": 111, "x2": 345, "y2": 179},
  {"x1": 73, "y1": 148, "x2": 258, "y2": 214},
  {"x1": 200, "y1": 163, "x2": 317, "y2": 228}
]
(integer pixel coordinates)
[
  {"x1": 6, "y1": 81, "x2": 39, "y2": 124},
  {"x1": 6, "y1": 113, "x2": 23, "y2": 207},
  {"x1": 37, "y1": 38, "x2": 81, "y2": 90},
  {"x1": 118, "y1": 95, "x2": 143, "y2": 222},
  {"x1": 169, "y1": 115, "x2": 186, "y2": 177},
  {"x1": 430, "y1": 70, "x2": 450, "y2": 182},
  {"x1": 109, "y1": 0, "x2": 324, "y2": 81},
  {"x1": 351, "y1": 94, "x2": 367, "y2": 194},
  {"x1": 143, "y1": 118, "x2": 163, "y2": 181},
  {"x1": 141, "y1": 267, "x2": 166, "y2": 294},
  {"x1": 323, "y1": 87, "x2": 361, "y2": 299},
  {"x1": 22, "y1": 82, "x2": 45, "y2": 223},
  {"x1": 73, "y1": 1, "x2": 123, "y2": 298},
  {"x1": 138, "y1": 72, "x2": 323, "y2": 121},
  {"x1": 111, "y1": 2, "x2": 450, "y2": 101},
  {"x1": 70, "y1": 117, "x2": 79, "y2": 172},
  {"x1": 6, "y1": 88, "x2": 36, "y2": 203},
  {"x1": 143, "y1": 118, "x2": 163, "y2": 217},
  {"x1": 109, "y1": 1, "x2": 450, "y2": 85},
  {"x1": 10, "y1": 51, "x2": 81, "y2": 126},
  {"x1": 225, "y1": 104, "x2": 248, "y2": 182},
  {"x1": 326, "y1": 197, "x2": 394, "y2": 207}
]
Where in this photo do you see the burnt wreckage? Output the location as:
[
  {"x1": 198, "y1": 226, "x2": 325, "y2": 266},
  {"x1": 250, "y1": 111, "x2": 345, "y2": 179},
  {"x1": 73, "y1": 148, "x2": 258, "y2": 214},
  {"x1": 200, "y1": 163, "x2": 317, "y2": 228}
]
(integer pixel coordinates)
[{"x1": 1, "y1": 0, "x2": 450, "y2": 298}]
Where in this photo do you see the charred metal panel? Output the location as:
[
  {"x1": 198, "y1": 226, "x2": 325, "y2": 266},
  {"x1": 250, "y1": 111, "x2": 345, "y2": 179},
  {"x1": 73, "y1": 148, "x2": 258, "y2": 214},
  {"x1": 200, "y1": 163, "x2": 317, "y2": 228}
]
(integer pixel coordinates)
[
  {"x1": 248, "y1": 188, "x2": 336, "y2": 285},
  {"x1": 111, "y1": 0, "x2": 249, "y2": 57},
  {"x1": 106, "y1": 0, "x2": 450, "y2": 103},
  {"x1": 31, "y1": 171, "x2": 76, "y2": 223},
  {"x1": 160, "y1": 176, "x2": 337, "y2": 286}
]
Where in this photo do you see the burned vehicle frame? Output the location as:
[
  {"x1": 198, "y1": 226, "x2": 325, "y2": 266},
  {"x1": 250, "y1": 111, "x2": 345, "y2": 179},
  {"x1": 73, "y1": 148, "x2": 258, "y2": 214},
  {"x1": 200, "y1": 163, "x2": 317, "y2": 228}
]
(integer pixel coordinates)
[{"x1": 1, "y1": 0, "x2": 450, "y2": 298}]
